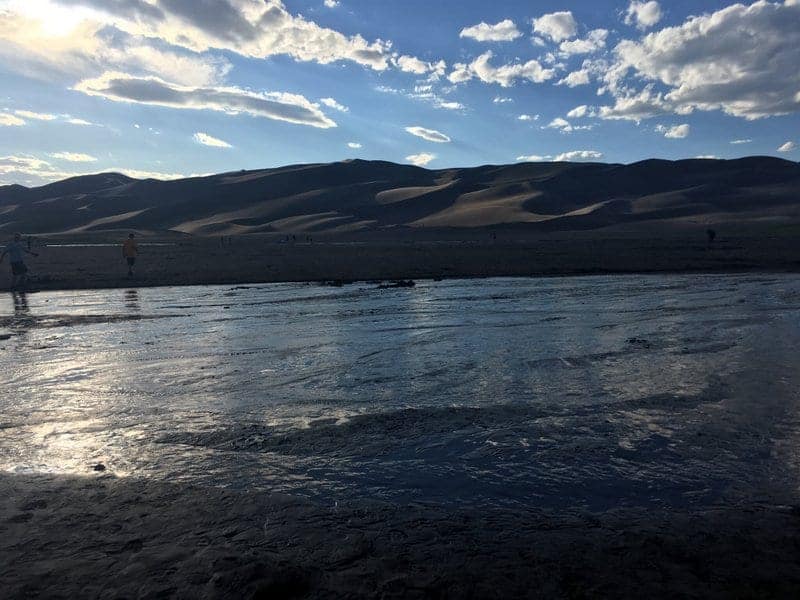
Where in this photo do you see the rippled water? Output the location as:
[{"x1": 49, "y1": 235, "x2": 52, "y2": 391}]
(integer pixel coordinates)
[{"x1": 2, "y1": 275, "x2": 799, "y2": 511}]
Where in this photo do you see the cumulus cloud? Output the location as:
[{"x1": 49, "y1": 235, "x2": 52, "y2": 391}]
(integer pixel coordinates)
[
  {"x1": 0, "y1": 8, "x2": 233, "y2": 87},
  {"x1": 517, "y1": 114, "x2": 539, "y2": 121},
  {"x1": 448, "y1": 51, "x2": 555, "y2": 87},
  {"x1": 493, "y1": 96, "x2": 513, "y2": 104},
  {"x1": 324, "y1": 0, "x2": 340, "y2": 7},
  {"x1": 624, "y1": 1, "x2": 663, "y2": 30},
  {"x1": 60, "y1": 0, "x2": 392, "y2": 71},
  {"x1": 778, "y1": 141, "x2": 797, "y2": 152},
  {"x1": 50, "y1": 152, "x2": 97, "y2": 162},
  {"x1": 0, "y1": 0, "x2": 444, "y2": 95},
  {"x1": 559, "y1": 29, "x2": 608, "y2": 56},
  {"x1": 320, "y1": 97, "x2": 348, "y2": 112},
  {"x1": 656, "y1": 124, "x2": 690, "y2": 139},
  {"x1": 598, "y1": 87, "x2": 668, "y2": 121},
  {"x1": 193, "y1": 132, "x2": 233, "y2": 148},
  {"x1": 556, "y1": 150, "x2": 604, "y2": 161},
  {"x1": 0, "y1": 113, "x2": 26, "y2": 126},
  {"x1": 545, "y1": 117, "x2": 593, "y2": 133},
  {"x1": 606, "y1": 1, "x2": 800, "y2": 120},
  {"x1": 406, "y1": 152, "x2": 436, "y2": 167},
  {"x1": 558, "y1": 69, "x2": 590, "y2": 87},
  {"x1": 436, "y1": 101, "x2": 464, "y2": 110},
  {"x1": 566, "y1": 105, "x2": 595, "y2": 119},
  {"x1": 405, "y1": 126, "x2": 451, "y2": 143},
  {"x1": 532, "y1": 11, "x2": 578, "y2": 42},
  {"x1": 460, "y1": 19, "x2": 522, "y2": 42},
  {"x1": 517, "y1": 150, "x2": 604, "y2": 162},
  {"x1": 347, "y1": 142, "x2": 362, "y2": 149},
  {"x1": 73, "y1": 72, "x2": 337, "y2": 129}
]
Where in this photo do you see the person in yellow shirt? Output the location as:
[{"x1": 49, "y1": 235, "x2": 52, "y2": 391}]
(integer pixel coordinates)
[{"x1": 122, "y1": 233, "x2": 138, "y2": 278}]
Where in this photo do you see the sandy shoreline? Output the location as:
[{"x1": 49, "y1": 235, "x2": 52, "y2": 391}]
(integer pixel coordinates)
[
  {"x1": 2, "y1": 472, "x2": 800, "y2": 599},
  {"x1": 3, "y1": 234, "x2": 800, "y2": 292}
]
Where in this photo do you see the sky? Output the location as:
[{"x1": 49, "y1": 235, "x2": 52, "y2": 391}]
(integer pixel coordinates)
[{"x1": 0, "y1": 0, "x2": 799, "y2": 186}]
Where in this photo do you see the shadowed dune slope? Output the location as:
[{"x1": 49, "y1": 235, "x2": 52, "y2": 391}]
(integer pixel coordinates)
[{"x1": 1, "y1": 157, "x2": 799, "y2": 235}]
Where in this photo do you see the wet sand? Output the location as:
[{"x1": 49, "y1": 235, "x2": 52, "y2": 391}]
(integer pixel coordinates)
[
  {"x1": 3, "y1": 473, "x2": 800, "y2": 599},
  {"x1": 3, "y1": 233, "x2": 800, "y2": 291}
]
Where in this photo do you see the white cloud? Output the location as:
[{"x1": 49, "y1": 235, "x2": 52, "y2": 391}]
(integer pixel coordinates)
[
  {"x1": 567, "y1": 105, "x2": 594, "y2": 119},
  {"x1": 320, "y1": 97, "x2": 349, "y2": 112},
  {"x1": 324, "y1": 0, "x2": 340, "y2": 7},
  {"x1": 347, "y1": 142, "x2": 362, "y2": 149},
  {"x1": 460, "y1": 19, "x2": 522, "y2": 42},
  {"x1": 193, "y1": 132, "x2": 233, "y2": 148},
  {"x1": 493, "y1": 96, "x2": 513, "y2": 104},
  {"x1": 559, "y1": 29, "x2": 608, "y2": 56},
  {"x1": 517, "y1": 150, "x2": 604, "y2": 162},
  {"x1": 656, "y1": 124, "x2": 691, "y2": 139},
  {"x1": 0, "y1": 113, "x2": 26, "y2": 126},
  {"x1": 607, "y1": 1, "x2": 800, "y2": 120},
  {"x1": 392, "y1": 56, "x2": 447, "y2": 77},
  {"x1": 15, "y1": 110, "x2": 57, "y2": 121},
  {"x1": 448, "y1": 63, "x2": 473, "y2": 84},
  {"x1": 0, "y1": 0, "x2": 446, "y2": 94},
  {"x1": 778, "y1": 141, "x2": 797, "y2": 152},
  {"x1": 545, "y1": 117, "x2": 593, "y2": 133},
  {"x1": 624, "y1": 1, "x2": 663, "y2": 30},
  {"x1": 0, "y1": 9, "x2": 233, "y2": 87},
  {"x1": 449, "y1": 51, "x2": 555, "y2": 87},
  {"x1": 517, "y1": 114, "x2": 539, "y2": 121},
  {"x1": 65, "y1": 117, "x2": 93, "y2": 125},
  {"x1": 394, "y1": 55, "x2": 428, "y2": 75},
  {"x1": 532, "y1": 11, "x2": 578, "y2": 42},
  {"x1": 558, "y1": 69, "x2": 590, "y2": 87},
  {"x1": 405, "y1": 126, "x2": 451, "y2": 143},
  {"x1": 695, "y1": 155, "x2": 719, "y2": 159},
  {"x1": 598, "y1": 87, "x2": 668, "y2": 121},
  {"x1": 406, "y1": 152, "x2": 436, "y2": 167},
  {"x1": 555, "y1": 150, "x2": 604, "y2": 161},
  {"x1": 73, "y1": 72, "x2": 337, "y2": 129},
  {"x1": 0, "y1": 153, "x2": 191, "y2": 185},
  {"x1": 436, "y1": 101, "x2": 464, "y2": 110},
  {"x1": 730, "y1": 139, "x2": 753, "y2": 145},
  {"x1": 50, "y1": 152, "x2": 97, "y2": 162}
]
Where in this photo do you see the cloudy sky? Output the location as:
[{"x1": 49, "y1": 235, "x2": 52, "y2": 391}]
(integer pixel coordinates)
[{"x1": 1, "y1": 0, "x2": 799, "y2": 185}]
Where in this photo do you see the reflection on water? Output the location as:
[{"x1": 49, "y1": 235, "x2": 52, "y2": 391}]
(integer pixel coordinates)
[
  {"x1": 1, "y1": 274, "x2": 799, "y2": 511},
  {"x1": 124, "y1": 289, "x2": 140, "y2": 312}
]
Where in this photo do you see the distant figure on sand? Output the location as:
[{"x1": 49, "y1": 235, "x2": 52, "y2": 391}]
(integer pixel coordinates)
[
  {"x1": 123, "y1": 233, "x2": 138, "y2": 277},
  {"x1": 1, "y1": 232, "x2": 39, "y2": 290}
]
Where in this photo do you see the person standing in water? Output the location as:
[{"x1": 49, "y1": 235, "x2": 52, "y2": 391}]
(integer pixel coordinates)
[
  {"x1": 122, "y1": 233, "x2": 138, "y2": 277},
  {"x1": 0, "y1": 233, "x2": 39, "y2": 290}
]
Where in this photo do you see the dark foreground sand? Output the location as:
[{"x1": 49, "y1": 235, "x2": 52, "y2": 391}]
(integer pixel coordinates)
[
  {"x1": 2, "y1": 473, "x2": 800, "y2": 599},
  {"x1": 3, "y1": 233, "x2": 800, "y2": 291}
]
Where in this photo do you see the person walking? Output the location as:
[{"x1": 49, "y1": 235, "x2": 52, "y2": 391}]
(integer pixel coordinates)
[
  {"x1": 122, "y1": 233, "x2": 138, "y2": 277},
  {"x1": 1, "y1": 233, "x2": 39, "y2": 290}
]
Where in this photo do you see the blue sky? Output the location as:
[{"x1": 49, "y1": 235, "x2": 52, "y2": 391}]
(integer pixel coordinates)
[{"x1": 0, "y1": 0, "x2": 798, "y2": 185}]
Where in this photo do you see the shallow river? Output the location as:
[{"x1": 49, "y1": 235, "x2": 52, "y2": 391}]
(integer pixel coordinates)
[{"x1": 1, "y1": 274, "x2": 799, "y2": 511}]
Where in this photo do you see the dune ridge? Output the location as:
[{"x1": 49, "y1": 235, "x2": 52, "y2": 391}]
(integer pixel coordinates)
[{"x1": 1, "y1": 157, "x2": 799, "y2": 236}]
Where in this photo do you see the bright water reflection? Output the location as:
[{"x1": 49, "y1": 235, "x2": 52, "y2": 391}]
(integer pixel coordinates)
[{"x1": 1, "y1": 275, "x2": 799, "y2": 510}]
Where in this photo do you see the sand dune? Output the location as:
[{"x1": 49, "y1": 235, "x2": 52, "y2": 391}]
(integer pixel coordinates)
[{"x1": 1, "y1": 157, "x2": 799, "y2": 235}]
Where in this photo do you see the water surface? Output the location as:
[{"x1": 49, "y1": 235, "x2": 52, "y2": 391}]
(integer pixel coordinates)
[{"x1": 1, "y1": 275, "x2": 799, "y2": 511}]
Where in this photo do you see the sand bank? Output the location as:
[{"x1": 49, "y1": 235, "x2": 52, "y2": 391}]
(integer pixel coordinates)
[{"x1": 2, "y1": 234, "x2": 800, "y2": 292}]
